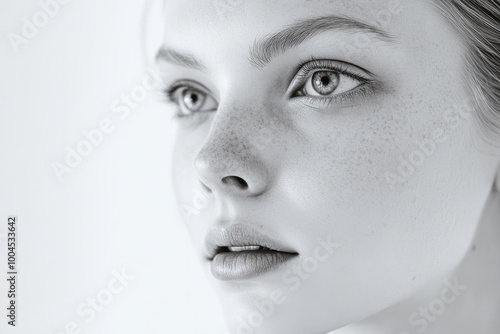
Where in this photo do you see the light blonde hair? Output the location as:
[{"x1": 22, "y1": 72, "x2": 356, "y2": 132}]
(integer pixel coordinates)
[{"x1": 435, "y1": 0, "x2": 500, "y2": 144}]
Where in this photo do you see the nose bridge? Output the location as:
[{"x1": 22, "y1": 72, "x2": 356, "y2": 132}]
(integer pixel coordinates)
[
  {"x1": 193, "y1": 99, "x2": 270, "y2": 196},
  {"x1": 206, "y1": 103, "x2": 256, "y2": 158}
]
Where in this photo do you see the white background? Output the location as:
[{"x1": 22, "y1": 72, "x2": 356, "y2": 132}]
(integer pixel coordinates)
[{"x1": 0, "y1": 1, "x2": 226, "y2": 333}]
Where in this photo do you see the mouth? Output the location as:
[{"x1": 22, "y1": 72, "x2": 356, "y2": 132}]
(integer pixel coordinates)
[{"x1": 205, "y1": 224, "x2": 299, "y2": 281}]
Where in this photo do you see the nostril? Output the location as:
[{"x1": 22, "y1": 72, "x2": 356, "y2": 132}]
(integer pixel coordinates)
[
  {"x1": 200, "y1": 180, "x2": 212, "y2": 194},
  {"x1": 221, "y1": 176, "x2": 249, "y2": 190}
]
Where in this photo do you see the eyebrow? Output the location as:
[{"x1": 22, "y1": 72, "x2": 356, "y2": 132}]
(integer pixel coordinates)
[
  {"x1": 156, "y1": 15, "x2": 395, "y2": 70},
  {"x1": 249, "y1": 15, "x2": 396, "y2": 68},
  {"x1": 155, "y1": 47, "x2": 206, "y2": 71}
]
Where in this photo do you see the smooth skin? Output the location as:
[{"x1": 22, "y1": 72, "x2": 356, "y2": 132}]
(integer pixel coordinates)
[{"x1": 157, "y1": 0, "x2": 500, "y2": 333}]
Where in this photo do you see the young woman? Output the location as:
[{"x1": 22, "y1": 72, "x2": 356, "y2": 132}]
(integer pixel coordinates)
[{"x1": 156, "y1": 0, "x2": 500, "y2": 333}]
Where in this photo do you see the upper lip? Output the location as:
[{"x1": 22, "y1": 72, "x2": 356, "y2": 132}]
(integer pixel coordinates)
[{"x1": 204, "y1": 223, "x2": 298, "y2": 260}]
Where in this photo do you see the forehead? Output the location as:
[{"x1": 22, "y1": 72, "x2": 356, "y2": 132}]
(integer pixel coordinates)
[
  {"x1": 160, "y1": 0, "x2": 460, "y2": 76},
  {"x1": 163, "y1": 0, "x2": 409, "y2": 44},
  {"x1": 164, "y1": 0, "x2": 401, "y2": 25}
]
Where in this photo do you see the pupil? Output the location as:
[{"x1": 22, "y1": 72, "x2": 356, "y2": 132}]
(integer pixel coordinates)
[
  {"x1": 184, "y1": 89, "x2": 203, "y2": 110},
  {"x1": 320, "y1": 76, "x2": 330, "y2": 86},
  {"x1": 190, "y1": 93, "x2": 198, "y2": 105}
]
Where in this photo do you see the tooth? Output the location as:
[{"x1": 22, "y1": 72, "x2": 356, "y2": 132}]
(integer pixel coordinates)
[{"x1": 228, "y1": 246, "x2": 262, "y2": 252}]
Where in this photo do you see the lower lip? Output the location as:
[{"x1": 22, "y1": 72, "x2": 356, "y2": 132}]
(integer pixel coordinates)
[{"x1": 211, "y1": 250, "x2": 297, "y2": 281}]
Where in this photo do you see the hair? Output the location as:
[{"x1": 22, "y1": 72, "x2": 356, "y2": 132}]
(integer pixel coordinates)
[{"x1": 434, "y1": 0, "x2": 500, "y2": 144}]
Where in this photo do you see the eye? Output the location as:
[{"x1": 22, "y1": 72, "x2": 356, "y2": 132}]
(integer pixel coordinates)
[
  {"x1": 289, "y1": 58, "x2": 375, "y2": 106},
  {"x1": 165, "y1": 81, "x2": 218, "y2": 118},
  {"x1": 302, "y1": 71, "x2": 360, "y2": 97}
]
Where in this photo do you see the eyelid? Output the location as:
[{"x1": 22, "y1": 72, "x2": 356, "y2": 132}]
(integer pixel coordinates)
[
  {"x1": 298, "y1": 84, "x2": 378, "y2": 109},
  {"x1": 164, "y1": 79, "x2": 215, "y2": 104},
  {"x1": 286, "y1": 58, "x2": 374, "y2": 98}
]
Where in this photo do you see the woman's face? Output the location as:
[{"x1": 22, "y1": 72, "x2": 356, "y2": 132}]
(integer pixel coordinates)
[{"x1": 160, "y1": 0, "x2": 500, "y2": 333}]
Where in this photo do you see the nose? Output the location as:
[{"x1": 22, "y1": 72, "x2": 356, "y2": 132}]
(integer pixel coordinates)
[{"x1": 193, "y1": 112, "x2": 270, "y2": 198}]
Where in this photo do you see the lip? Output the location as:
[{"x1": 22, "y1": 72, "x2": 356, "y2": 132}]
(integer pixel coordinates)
[{"x1": 205, "y1": 224, "x2": 299, "y2": 281}]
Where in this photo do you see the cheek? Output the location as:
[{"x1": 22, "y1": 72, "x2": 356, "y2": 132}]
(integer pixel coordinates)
[
  {"x1": 171, "y1": 128, "x2": 219, "y2": 256},
  {"x1": 171, "y1": 125, "x2": 210, "y2": 219},
  {"x1": 172, "y1": 139, "x2": 194, "y2": 205},
  {"x1": 276, "y1": 94, "x2": 485, "y2": 295}
]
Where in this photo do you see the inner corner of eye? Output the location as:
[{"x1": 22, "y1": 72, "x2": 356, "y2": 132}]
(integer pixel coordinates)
[{"x1": 289, "y1": 88, "x2": 305, "y2": 98}]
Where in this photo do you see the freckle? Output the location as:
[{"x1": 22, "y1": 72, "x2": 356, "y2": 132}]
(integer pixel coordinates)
[
  {"x1": 412, "y1": 276, "x2": 416, "y2": 281},
  {"x1": 472, "y1": 245, "x2": 477, "y2": 251}
]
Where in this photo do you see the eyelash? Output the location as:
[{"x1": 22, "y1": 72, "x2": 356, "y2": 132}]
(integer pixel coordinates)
[
  {"x1": 289, "y1": 57, "x2": 374, "y2": 107},
  {"x1": 293, "y1": 57, "x2": 370, "y2": 86},
  {"x1": 162, "y1": 58, "x2": 376, "y2": 120}
]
